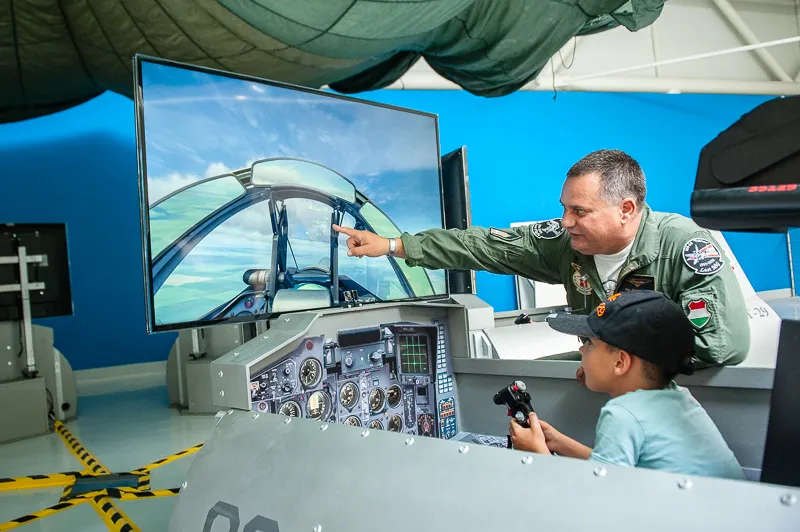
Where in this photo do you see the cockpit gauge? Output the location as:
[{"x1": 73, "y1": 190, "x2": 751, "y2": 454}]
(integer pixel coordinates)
[
  {"x1": 306, "y1": 390, "x2": 332, "y2": 420},
  {"x1": 299, "y1": 357, "x2": 323, "y2": 388},
  {"x1": 344, "y1": 416, "x2": 361, "y2": 427},
  {"x1": 368, "y1": 387, "x2": 386, "y2": 414},
  {"x1": 278, "y1": 400, "x2": 301, "y2": 417},
  {"x1": 340, "y1": 382, "x2": 359, "y2": 410},
  {"x1": 388, "y1": 414, "x2": 403, "y2": 432},
  {"x1": 368, "y1": 419, "x2": 383, "y2": 430},
  {"x1": 418, "y1": 414, "x2": 435, "y2": 437},
  {"x1": 387, "y1": 384, "x2": 402, "y2": 408}
]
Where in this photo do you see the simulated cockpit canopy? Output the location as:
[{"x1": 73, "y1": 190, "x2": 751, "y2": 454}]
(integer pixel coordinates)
[{"x1": 136, "y1": 56, "x2": 447, "y2": 333}]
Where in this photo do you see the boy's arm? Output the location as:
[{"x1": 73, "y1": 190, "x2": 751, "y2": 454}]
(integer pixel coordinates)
[
  {"x1": 551, "y1": 435, "x2": 593, "y2": 459},
  {"x1": 538, "y1": 419, "x2": 592, "y2": 458},
  {"x1": 589, "y1": 405, "x2": 645, "y2": 467}
]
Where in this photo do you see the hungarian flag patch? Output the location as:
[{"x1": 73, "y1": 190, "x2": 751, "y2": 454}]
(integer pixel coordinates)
[{"x1": 687, "y1": 299, "x2": 711, "y2": 328}]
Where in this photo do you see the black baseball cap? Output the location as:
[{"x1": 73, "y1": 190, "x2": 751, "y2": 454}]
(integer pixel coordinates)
[{"x1": 546, "y1": 290, "x2": 696, "y2": 375}]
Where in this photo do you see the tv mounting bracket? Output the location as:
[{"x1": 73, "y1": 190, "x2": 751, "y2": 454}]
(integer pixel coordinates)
[{"x1": 0, "y1": 245, "x2": 48, "y2": 377}]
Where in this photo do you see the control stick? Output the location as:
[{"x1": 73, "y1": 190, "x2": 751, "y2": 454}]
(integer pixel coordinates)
[{"x1": 493, "y1": 380, "x2": 534, "y2": 449}]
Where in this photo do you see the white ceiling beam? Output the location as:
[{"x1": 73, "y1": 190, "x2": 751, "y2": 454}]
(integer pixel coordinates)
[
  {"x1": 710, "y1": 0, "x2": 793, "y2": 82},
  {"x1": 651, "y1": 25, "x2": 661, "y2": 77},
  {"x1": 548, "y1": 76, "x2": 800, "y2": 95},
  {"x1": 386, "y1": 72, "x2": 800, "y2": 96},
  {"x1": 550, "y1": 35, "x2": 800, "y2": 86}
]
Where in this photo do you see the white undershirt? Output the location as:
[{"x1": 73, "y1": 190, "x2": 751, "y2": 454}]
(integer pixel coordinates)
[{"x1": 593, "y1": 239, "x2": 634, "y2": 297}]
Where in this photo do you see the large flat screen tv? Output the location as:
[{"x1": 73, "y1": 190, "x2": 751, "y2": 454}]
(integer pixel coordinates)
[{"x1": 134, "y1": 56, "x2": 448, "y2": 333}]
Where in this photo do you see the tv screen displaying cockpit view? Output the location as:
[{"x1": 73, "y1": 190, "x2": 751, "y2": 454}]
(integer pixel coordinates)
[{"x1": 134, "y1": 56, "x2": 447, "y2": 333}]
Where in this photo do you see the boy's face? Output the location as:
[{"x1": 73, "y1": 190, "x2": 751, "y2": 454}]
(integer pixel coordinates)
[{"x1": 578, "y1": 336, "x2": 618, "y2": 392}]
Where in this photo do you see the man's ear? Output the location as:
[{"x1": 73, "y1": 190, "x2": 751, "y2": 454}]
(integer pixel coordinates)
[
  {"x1": 614, "y1": 349, "x2": 633, "y2": 376},
  {"x1": 620, "y1": 198, "x2": 637, "y2": 223}
]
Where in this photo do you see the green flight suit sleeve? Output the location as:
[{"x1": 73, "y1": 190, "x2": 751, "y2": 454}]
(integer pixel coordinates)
[
  {"x1": 399, "y1": 223, "x2": 566, "y2": 284},
  {"x1": 667, "y1": 230, "x2": 750, "y2": 367}
]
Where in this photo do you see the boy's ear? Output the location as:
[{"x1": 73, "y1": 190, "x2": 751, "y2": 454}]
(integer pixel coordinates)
[{"x1": 614, "y1": 350, "x2": 633, "y2": 376}]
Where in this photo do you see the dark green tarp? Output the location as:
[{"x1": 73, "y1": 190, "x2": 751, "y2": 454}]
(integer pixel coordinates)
[{"x1": 0, "y1": 0, "x2": 664, "y2": 124}]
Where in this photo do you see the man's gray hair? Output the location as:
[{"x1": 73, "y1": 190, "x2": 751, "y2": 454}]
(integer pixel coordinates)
[{"x1": 566, "y1": 149, "x2": 646, "y2": 207}]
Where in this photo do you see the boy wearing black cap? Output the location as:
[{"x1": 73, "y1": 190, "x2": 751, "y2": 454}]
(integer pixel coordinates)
[{"x1": 509, "y1": 290, "x2": 745, "y2": 480}]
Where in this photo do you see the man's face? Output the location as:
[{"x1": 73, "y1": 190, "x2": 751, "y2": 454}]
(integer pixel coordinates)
[
  {"x1": 578, "y1": 336, "x2": 616, "y2": 393},
  {"x1": 560, "y1": 173, "x2": 624, "y2": 255}
]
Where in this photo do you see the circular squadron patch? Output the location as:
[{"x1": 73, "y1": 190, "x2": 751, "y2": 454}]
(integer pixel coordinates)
[
  {"x1": 682, "y1": 237, "x2": 724, "y2": 276},
  {"x1": 532, "y1": 218, "x2": 564, "y2": 240}
]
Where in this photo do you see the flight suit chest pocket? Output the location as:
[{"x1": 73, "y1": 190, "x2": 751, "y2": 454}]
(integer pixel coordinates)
[{"x1": 486, "y1": 228, "x2": 526, "y2": 263}]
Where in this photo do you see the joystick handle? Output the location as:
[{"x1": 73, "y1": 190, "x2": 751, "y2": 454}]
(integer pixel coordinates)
[{"x1": 494, "y1": 380, "x2": 535, "y2": 449}]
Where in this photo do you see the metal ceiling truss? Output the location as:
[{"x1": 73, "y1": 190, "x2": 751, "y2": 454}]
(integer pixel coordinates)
[{"x1": 388, "y1": 0, "x2": 800, "y2": 95}]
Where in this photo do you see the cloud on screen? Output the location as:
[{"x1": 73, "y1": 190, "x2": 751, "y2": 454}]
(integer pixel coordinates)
[{"x1": 140, "y1": 62, "x2": 443, "y2": 234}]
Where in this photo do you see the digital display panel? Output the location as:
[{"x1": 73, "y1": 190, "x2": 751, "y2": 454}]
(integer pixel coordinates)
[
  {"x1": 399, "y1": 335, "x2": 430, "y2": 374},
  {"x1": 134, "y1": 56, "x2": 447, "y2": 332}
]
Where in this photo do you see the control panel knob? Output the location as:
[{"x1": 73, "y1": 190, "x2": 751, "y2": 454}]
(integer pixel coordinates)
[
  {"x1": 283, "y1": 382, "x2": 293, "y2": 392},
  {"x1": 345, "y1": 354, "x2": 354, "y2": 368},
  {"x1": 370, "y1": 351, "x2": 382, "y2": 362}
]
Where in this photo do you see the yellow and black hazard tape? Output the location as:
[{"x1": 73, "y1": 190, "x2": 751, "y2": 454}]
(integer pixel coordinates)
[
  {"x1": 60, "y1": 476, "x2": 77, "y2": 501},
  {"x1": 0, "y1": 420, "x2": 201, "y2": 531},
  {"x1": 132, "y1": 442, "x2": 204, "y2": 473},
  {"x1": 90, "y1": 495, "x2": 141, "y2": 532},
  {"x1": 137, "y1": 472, "x2": 151, "y2": 491},
  {"x1": 0, "y1": 497, "x2": 89, "y2": 531},
  {"x1": 0, "y1": 472, "x2": 81, "y2": 492},
  {"x1": 69, "y1": 487, "x2": 181, "y2": 502},
  {"x1": 54, "y1": 420, "x2": 109, "y2": 475}
]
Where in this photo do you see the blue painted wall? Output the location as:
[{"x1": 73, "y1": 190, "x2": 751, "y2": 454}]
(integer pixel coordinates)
[{"x1": 0, "y1": 89, "x2": 789, "y2": 370}]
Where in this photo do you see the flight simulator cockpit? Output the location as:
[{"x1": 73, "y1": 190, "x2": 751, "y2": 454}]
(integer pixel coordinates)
[
  {"x1": 247, "y1": 321, "x2": 452, "y2": 438},
  {"x1": 133, "y1": 56, "x2": 800, "y2": 532}
]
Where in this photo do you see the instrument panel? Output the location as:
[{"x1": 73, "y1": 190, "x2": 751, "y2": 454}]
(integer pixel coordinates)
[{"x1": 248, "y1": 321, "x2": 459, "y2": 440}]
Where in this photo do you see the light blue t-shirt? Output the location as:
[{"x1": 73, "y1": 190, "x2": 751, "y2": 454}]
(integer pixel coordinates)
[{"x1": 589, "y1": 382, "x2": 745, "y2": 480}]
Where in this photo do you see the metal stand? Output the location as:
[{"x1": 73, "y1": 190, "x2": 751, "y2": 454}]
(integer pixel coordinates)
[{"x1": 0, "y1": 245, "x2": 46, "y2": 377}]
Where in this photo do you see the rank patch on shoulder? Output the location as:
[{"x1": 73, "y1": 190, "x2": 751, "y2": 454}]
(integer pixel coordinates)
[
  {"x1": 571, "y1": 263, "x2": 592, "y2": 296},
  {"x1": 682, "y1": 237, "x2": 724, "y2": 275},
  {"x1": 531, "y1": 218, "x2": 564, "y2": 240},
  {"x1": 489, "y1": 227, "x2": 520, "y2": 241},
  {"x1": 687, "y1": 299, "x2": 711, "y2": 328}
]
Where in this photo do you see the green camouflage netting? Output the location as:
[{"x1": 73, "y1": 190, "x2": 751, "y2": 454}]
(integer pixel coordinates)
[{"x1": 0, "y1": 0, "x2": 663, "y2": 123}]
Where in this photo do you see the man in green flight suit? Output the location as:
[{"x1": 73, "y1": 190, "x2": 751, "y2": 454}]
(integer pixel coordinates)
[{"x1": 333, "y1": 149, "x2": 750, "y2": 378}]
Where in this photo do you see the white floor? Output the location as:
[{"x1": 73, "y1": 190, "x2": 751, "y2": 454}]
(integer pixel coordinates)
[{"x1": 0, "y1": 385, "x2": 217, "y2": 531}]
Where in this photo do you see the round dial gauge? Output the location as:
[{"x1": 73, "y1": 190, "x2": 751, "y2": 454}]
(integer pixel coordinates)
[
  {"x1": 387, "y1": 384, "x2": 402, "y2": 408},
  {"x1": 339, "y1": 382, "x2": 359, "y2": 410},
  {"x1": 299, "y1": 358, "x2": 323, "y2": 388},
  {"x1": 306, "y1": 390, "x2": 331, "y2": 420},
  {"x1": 388, "y1": 414, "x2": 403, "y2": 432},
  {"x1": 368, "y1": 388, "x2": 385, "y2": 414},
  {"x1": 368, "y1": 419, "x2": 383, "y2": 430},
  {"x1": 344, "y1": 416, "x2": 361, "y2": 427},
  {"x1": 278, "y1": 400, "x2": 301, "y2": 417}
]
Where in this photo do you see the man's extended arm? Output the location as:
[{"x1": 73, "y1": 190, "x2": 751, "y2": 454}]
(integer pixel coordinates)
[
  {"x1": 334, "y1": 222, "x2": 566, "y2": 284},
  {"x1": 400, "y1": 225, "x2": 565, "y2": 283}
]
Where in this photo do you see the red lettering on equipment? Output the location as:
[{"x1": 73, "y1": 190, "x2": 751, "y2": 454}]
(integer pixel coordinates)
[{"x1": 747, "y1": 184, "x2": 800, "y2": 193}]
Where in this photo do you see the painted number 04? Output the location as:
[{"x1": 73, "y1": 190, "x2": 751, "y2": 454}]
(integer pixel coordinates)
[{"x1": 202, "y1": 501, "x2": 280, "y2": 532}]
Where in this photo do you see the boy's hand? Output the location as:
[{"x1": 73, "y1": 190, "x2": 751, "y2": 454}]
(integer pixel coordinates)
[
  {"x1": 538, "y1": 418, "x2": 564, "y2": 454},
  {"x1": 509, "y1": 412, "x2": 550, "y2": 454}
]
